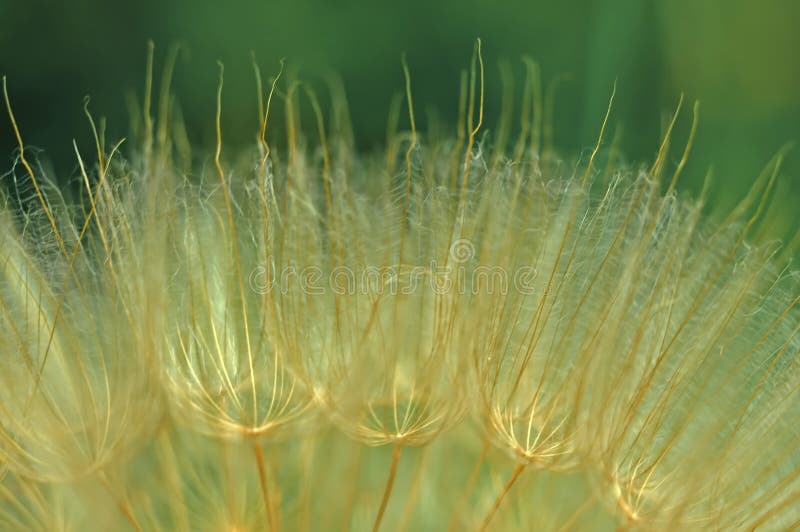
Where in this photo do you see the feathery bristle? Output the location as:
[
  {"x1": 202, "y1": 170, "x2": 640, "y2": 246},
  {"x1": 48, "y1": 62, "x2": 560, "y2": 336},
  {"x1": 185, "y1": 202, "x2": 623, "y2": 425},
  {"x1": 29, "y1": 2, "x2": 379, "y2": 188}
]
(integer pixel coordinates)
[{"x1": 1, "y1": 42, "x2": 799, "y2": 531}]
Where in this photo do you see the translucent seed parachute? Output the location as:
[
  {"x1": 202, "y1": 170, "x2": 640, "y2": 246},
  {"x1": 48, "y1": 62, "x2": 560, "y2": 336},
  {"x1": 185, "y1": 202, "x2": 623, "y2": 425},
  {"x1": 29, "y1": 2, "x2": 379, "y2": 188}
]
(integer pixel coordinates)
[{"x1": 1, "y1": 41, "x2": 799, "y2": 531}]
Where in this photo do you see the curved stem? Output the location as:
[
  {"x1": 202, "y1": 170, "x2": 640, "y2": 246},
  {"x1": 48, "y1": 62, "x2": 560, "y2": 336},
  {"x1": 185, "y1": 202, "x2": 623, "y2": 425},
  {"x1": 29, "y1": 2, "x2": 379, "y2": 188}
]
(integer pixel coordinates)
[
  {"x1": 478, "y1": 462, "x2": 525, "y2": 532},
  {"x1": 447, "y1": 440, "x2": 489, "y2": 532},
  {"x1": 341, "y1": 443, "x2": 364, "y2": 532},
  {"x1": 253, "y1": 441, "x2": 279, "y2": 531},
  {"x1": 372, "y1": 443, "x2": 404, "y2": 532},
  {"x1": 398, "y1": 445, "x2": 431, "y2": 532},
  {"x1": 98, "y1": 472, "x2": 142, "y2": 532}
]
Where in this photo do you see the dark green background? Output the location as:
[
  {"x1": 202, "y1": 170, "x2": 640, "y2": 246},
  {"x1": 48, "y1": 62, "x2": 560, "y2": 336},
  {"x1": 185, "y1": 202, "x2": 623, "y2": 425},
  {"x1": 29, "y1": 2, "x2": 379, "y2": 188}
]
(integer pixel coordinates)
[{"x1": 1, "y1": 0, "x2": 798, "y2": 231}]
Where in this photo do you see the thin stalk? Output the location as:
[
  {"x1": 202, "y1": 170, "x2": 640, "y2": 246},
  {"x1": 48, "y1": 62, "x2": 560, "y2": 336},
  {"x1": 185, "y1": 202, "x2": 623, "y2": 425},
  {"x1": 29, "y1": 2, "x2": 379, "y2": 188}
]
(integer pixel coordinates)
[
  {"x1": 372, "y1": 444, "x2": 404, "y2": 532},
  {"x1": 98, "y1": 472, "x2": 142, "y2": 532},
  {"x1": 478, "y1": 462, "x2": 525, "y2": 532},
  {"x1": 447, "y1": 440, "x2": 489, "y2": 532},
  {"x1": 398, "y1": 446, "x2": 431, "y2": 531},
  {"x1": 253, "y1": 441, "x2": 278, "y2": 531},
  {"x1": 341, "y1": 443, "x2": 364, "y2": 532}
]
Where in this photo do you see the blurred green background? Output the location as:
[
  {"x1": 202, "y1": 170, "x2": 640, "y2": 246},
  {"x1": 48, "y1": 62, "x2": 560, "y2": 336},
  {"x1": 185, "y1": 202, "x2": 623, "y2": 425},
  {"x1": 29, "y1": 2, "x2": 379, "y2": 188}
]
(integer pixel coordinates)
[{"x1": 1, "y1": 0, "x2": 798, "y2": 231}]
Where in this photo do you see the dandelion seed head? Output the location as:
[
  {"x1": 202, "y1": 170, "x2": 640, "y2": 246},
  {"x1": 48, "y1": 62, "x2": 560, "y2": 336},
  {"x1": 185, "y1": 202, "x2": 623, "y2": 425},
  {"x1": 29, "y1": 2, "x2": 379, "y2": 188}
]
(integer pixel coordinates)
[{"x1": 1, "y1": 44, "x2": 798, "y2": 530}]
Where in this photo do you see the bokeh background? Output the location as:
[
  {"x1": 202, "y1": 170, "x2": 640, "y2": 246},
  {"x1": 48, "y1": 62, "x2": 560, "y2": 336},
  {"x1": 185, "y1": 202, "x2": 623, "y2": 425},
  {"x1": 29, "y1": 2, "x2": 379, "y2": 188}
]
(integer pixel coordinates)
[{"x1": 1, "y1": 0, "x2": 798, "y2": 233}]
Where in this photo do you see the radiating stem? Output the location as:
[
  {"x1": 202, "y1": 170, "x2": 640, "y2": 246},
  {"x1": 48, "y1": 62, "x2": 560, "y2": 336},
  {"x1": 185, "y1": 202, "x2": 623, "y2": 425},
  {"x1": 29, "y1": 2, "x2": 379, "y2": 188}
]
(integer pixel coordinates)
[
  {"x1": 372, "y1": 443, "x2": 404, "y2": 532},
  {"x1": 478, "y1": 462, "x2": 525, "y2": 532}
]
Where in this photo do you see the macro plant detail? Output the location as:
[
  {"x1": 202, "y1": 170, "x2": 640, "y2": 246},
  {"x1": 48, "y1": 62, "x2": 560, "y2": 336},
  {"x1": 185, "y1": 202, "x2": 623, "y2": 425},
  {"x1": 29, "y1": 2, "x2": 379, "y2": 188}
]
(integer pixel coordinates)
[{"x1": 0, "y1": 39, "x2": 799, "y2": 531}]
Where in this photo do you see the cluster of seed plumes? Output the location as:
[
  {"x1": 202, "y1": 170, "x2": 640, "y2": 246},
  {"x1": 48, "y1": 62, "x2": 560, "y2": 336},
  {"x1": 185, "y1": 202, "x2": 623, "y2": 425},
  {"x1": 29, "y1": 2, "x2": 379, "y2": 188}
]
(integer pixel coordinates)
[{"x1": 1, "y1": 44, "x2": 798, "y2": 531}]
